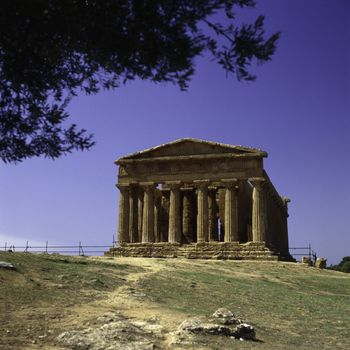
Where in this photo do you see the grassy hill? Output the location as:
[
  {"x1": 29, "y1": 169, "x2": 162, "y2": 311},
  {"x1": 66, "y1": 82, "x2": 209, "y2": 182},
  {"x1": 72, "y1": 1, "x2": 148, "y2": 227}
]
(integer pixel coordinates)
[{"x1": 0, "y1": 252, "x2": 349, "y2": 350}]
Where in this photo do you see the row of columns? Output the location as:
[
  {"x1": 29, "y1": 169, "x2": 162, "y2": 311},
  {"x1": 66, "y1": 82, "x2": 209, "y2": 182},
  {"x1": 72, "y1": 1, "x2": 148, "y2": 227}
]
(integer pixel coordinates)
[{"x1": 117, "y1": 178, "x2": 267, "y2": 245}]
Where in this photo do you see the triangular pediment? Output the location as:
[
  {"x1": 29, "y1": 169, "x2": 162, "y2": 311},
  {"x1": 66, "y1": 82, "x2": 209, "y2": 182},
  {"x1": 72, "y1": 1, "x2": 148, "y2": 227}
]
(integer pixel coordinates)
[{"x1": 118, "y1": 138, "x2": 266, "y2": 161}]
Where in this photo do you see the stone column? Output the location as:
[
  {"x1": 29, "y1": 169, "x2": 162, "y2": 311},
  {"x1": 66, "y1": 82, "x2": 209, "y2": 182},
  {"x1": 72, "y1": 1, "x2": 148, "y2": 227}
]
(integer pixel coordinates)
[
  {"x1": 265, "y1": 189, "x2": 272, "y2": 246},
  {"x1": 117, "y1": 185, "x2": 129, "y2": 244},
  {"x1": 195, "y1": 180, "x2": 210, "y2": 243},
  {"x1": 208, "y1": 188, "x2": 219, "y2": 241},
  {"x1": 154, "y1": 190, "x2": 162, "y2": 242},
  {"x1": 250, "y1": 178, "x2": 267, "y2": 243},
  {"x1": 218, "y1": 188, "x2": 226, "y2": 241},
  {"x1": 141, "y1": 183, "x2": 155, "y2": 243},
  {"x1": 282, "y1": 197, "x2": 291, "y2": 252},
  {"x1": 168, "y1": 182, "x2": 182, "y2": 243},
  {"x1": 222, "y1": 179, "x2": 239, "y2": 242},
  {"x1": 247, "y1": 223, "x2": 252, "y2": 242},
  {"x1": 128, "y1": 185, "x2": 138, "y2": 243},
  {"x1": 182, "y1": 189, "x2": 194, "y2": 243},
  {"x1": 137, "y1": 189, "x2": 143, "y2": 242}
]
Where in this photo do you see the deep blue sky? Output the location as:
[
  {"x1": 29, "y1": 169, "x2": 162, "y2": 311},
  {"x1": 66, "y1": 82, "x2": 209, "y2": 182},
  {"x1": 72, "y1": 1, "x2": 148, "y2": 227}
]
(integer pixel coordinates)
[{"x1": 1, "y1": 0, "x2": 349, "y2": 264}]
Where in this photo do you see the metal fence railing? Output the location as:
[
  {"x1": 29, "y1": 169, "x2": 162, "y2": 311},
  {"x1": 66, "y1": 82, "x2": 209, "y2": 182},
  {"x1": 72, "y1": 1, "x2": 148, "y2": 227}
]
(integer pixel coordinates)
[
  {"x1": 1, "y1": 239, "x2": 316, "y2": 261},
  {"x1": 0, "y1": 240, "x2": 116, "y2": 256},
  {"x1": 289, "y1": 244, "x2": 317, "y2": 263}
]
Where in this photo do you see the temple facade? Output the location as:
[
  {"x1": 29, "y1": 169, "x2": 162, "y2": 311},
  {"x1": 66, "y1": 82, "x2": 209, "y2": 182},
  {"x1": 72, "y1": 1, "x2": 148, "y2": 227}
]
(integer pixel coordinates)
[{"x1": 107, "y1": 138, "x2": 292, "y2": 260}]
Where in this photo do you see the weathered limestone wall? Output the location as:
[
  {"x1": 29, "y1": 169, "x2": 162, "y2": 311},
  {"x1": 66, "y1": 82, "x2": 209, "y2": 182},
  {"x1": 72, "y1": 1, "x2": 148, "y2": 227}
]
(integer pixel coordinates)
[
  {"x1": 118, "y1": 157, "x2": 264, "y2": 185},
  {"x1": 263, "y1": 172, "x2": 290, "y2": 256},
  {"x1": 107, "y1": 242, "x2": 280, "y2": 260}
]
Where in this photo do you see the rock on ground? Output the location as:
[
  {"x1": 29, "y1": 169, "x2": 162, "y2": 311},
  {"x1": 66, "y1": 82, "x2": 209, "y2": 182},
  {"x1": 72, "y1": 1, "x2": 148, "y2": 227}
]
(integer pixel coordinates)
[
  {"x1": 57, "y1": 308, "x2": 256, "y2": 349},
  {"x1": 57, "y1": 312, "x2": 163, "y2": 350},
  {"x1": 210, "y1": 307, "x2": 242, "y2": 325},
  {"x1": 169, "y1": 308, "x2": 256, "y2": 346},
  {"x1": 315, "y1": 258, "x2": 327, "y2": 269},
  {"x1": 0, "y1": 261, "x2": 16, "y2": 270}
]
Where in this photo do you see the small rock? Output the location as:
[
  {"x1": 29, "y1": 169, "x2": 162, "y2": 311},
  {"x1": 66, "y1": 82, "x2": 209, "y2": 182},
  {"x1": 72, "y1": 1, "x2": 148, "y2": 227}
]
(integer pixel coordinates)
[
  {"x1": 131, "y1": 320, "x2": 148, "y2": 328},
  {"x1": 57, "y1": 331, "x2": 90, "y2": 350},
  {"x1": 0, "y1": 261, "x2": 16, "y2": 271},
  {"x1": 97, "y1": 312, "x2": 123, "y2": 324},
  {"x1": 140, "y1": 323, "x2": 163, "y2": 334},
  {"x1": 211, "y1": 308, "x2": 240, "y2": 325},
  {"x1": 201, "y1": 323, "x2": 231, "y2": 336},
  {"x1": 148, "y1": 316, "x2": 159, "y2": 323},
  {"x1": 234, "y1": 323, "x2": 255, "y2": 340},
  {"x1": 175, "y1": 309, "x2": 256, "y2": 344},
  {"x1": 315, "y1": 257, "x2": 327, "y2": 269},
  {"x1": 178, "y1": 317, "x2": 231, "y2": 336},
  {"x1": 301, "y1": 256, "x2": 312, "y2": 266},
  {"x1": 212, "y1": 308, "x2": 234, "y2": 319},
  {"x1": 178, "y1": 317, "x2": 207, "y2": 333}
]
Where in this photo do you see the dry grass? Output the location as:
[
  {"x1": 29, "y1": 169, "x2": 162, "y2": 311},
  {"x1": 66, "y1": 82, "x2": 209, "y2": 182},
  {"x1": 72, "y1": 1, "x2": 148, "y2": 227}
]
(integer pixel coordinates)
[
  {"x1": 141, "y1": 259, "x2": 350, "y2": 349},
  {"x1": 0, "y1": 253, "x2": 349, "y2": 349},
  {"x1": 0, "y1": 252, "x2": 141, "y2": 350}
]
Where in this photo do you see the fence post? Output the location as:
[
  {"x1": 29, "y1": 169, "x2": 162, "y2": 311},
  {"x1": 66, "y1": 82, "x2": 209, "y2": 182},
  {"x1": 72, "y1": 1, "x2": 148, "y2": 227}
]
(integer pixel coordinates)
[
  {"x1": 308, "y1": 243, "x2": 311, "y2": 260},
  {"x1": 4, "y1": 242, "x2": 7, "y2": 252},
  {"x1": 46, "y1": 240, "x2": 48, "y2": 254},
  {"x1": 78, "y1": 241, "x2": 85, "y2": 256}
]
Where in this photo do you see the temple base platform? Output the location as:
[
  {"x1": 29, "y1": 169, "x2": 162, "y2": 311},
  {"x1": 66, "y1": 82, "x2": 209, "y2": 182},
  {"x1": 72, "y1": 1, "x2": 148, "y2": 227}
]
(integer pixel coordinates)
[{"x1": 105, "y1": 242, "x2": 294, "y2": 261}]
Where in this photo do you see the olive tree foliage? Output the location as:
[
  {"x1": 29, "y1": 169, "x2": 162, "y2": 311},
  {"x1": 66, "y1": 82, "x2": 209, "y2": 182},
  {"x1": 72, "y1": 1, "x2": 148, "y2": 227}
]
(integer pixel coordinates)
[{"x1": 0, "y1": 0, "x2": 280, "y2": 163}]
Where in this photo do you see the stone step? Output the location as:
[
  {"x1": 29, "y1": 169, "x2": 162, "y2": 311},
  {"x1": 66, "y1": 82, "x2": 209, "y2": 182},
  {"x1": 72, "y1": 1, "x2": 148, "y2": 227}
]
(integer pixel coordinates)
[{"x1": 105, "y1": 242, "x2": 285, "y2": 261}]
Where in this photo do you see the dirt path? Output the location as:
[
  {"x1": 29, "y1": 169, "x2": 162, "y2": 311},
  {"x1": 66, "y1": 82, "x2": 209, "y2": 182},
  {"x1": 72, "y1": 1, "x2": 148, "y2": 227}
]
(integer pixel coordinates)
[
  {"x1": 35, "y1": 257, "x2": 187, "y2": 349},
  {"x1": 91, "y1": 257, "x2": 187, "y2": 328},
  {"x1": 13, "y1": 257, "x2": 184, "y2": 350}
]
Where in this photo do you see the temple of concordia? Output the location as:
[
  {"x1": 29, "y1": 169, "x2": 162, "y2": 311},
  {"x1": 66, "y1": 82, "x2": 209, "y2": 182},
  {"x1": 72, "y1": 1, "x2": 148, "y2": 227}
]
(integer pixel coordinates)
[{"x1": 107, "y1": 138, "x2": 293, "y2": 261}]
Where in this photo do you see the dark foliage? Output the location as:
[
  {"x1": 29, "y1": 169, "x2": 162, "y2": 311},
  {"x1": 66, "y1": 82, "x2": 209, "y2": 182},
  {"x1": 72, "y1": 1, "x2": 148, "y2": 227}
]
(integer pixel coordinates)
[
  {"x1": 0, "y1": 0, "x2": 280, "y2": 162},
  {"x1": 328, "y1": 256, "x2": 350, "y2": 273}
]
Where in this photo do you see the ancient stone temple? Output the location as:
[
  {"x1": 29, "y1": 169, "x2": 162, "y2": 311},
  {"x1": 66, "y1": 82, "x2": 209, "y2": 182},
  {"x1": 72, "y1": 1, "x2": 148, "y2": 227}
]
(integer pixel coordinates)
[{"x1": 107, "y1": 138, "x2": 292, "y2": 260}]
